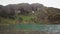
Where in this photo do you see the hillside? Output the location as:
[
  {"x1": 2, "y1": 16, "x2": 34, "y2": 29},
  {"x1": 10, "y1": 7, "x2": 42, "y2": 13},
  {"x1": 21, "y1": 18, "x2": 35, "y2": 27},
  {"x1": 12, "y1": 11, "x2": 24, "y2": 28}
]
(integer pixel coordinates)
[{"x1": 0, "y1": 3, "x2": 60, "y2": 24}]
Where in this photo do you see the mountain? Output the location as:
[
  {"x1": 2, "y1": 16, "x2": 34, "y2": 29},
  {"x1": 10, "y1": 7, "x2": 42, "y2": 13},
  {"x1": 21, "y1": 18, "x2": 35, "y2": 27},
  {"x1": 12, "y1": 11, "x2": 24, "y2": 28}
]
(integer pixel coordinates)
[{"x1": 0, "y1": 3, "x2": 60, "y2": 24}]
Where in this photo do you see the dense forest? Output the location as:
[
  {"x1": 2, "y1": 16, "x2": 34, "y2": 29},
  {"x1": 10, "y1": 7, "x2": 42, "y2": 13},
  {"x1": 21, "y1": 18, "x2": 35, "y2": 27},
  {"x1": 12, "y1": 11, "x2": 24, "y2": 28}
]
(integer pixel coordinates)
[{"x1": 0, "y1": 3, "x2": 60, "y2": 24}]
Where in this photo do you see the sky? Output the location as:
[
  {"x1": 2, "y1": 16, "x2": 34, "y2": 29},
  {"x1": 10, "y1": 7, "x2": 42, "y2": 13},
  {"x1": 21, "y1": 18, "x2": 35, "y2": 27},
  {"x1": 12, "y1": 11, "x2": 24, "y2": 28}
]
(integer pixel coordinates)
[{"x1": 0, "y1": 0, "x2": 60, "y2": 8}]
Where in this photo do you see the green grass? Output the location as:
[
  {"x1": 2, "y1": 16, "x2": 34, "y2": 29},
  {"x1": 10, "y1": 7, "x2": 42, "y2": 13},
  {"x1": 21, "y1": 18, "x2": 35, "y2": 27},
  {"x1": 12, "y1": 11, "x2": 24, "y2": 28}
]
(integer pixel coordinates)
[
  {"x1": 21, "y1": 16, "x2": 34, "y2": 21},
  {"x1": 0, "y1": 15, "x2": 37, "y2": 24},
  {"x1": 0, "y1": 17, "x2": 17, "y2": 24}
]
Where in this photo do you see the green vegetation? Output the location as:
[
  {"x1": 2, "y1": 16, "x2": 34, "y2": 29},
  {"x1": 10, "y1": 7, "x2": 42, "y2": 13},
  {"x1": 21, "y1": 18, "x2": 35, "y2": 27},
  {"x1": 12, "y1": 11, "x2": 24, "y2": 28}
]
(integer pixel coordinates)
[{"x1": 0, "y1": 15, "x2": 36, "y2": 24}]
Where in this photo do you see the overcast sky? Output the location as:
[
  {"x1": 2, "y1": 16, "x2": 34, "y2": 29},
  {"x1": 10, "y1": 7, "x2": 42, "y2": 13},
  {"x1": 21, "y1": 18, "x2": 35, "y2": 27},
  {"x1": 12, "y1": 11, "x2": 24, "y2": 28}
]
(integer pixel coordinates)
[{"x1": 0, "y1": 0, "x2": 60, "y2": 8}]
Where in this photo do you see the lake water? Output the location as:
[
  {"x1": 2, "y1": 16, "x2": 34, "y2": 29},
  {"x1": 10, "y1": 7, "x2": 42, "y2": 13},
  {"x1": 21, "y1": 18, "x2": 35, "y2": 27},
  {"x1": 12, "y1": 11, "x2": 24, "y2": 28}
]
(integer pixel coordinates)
[{"x1": 0, "y1": 24, "x2": 60, "y2": 32}]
